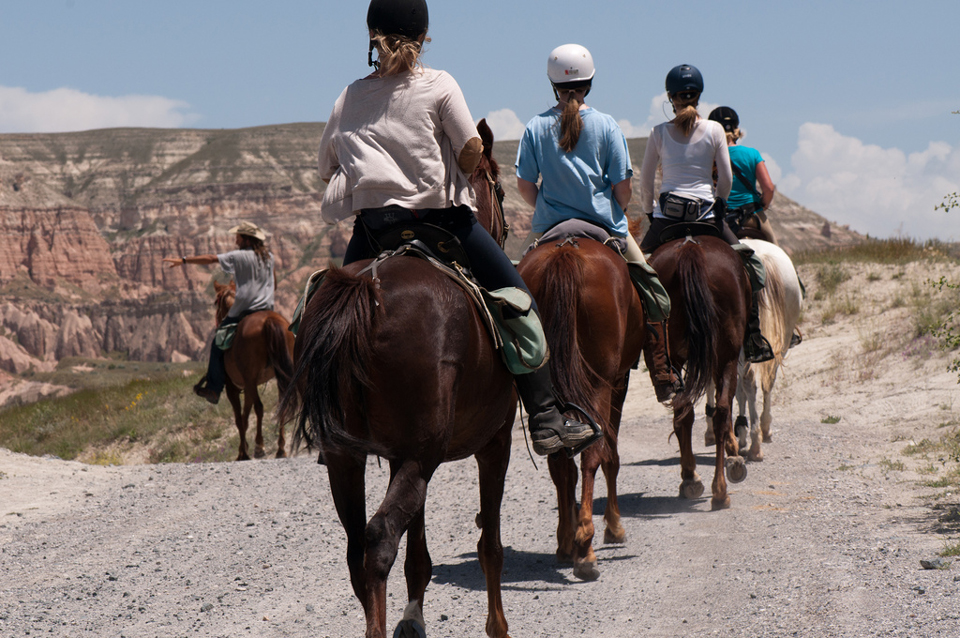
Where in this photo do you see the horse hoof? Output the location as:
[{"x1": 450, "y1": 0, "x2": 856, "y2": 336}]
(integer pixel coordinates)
[
  {"x1": 725, "y1": 457, "x2": 748, "y2": 483},
  {"x1": 762, "y1": 433, "x2": 773, "y2": 443},
  {"x1": 680, "y1": 480, "x2": 704, "y2": 500},
  {"x1": 747, "y1": 448, "x2": 764, "y2": 463},
  {"x1": 603, "y1": 527, "x2": 626, "y2": 545},
  {"x1": 574, "y1": 560, "x2": 600, "y2": 581},
  {"x1": 704, "y1": 429, "x2": 716, "y2": 447},
  {"x1": 393, "y1": 619, "x2": 426, "y2": 638},
  {"x1": 254, "y1": 448, "x2": 266, "y2": 459},
  {"x1": 275, "y1": 449, "x2": 287, "y2": 459},
  {"x1": 556, "y1": 549, "x2": 574, "y2": 565},
  {"x1": 734, "y1": 417, "x2": 749, "y2": 450},
  {"x1": 711, "y1": 495, "x2": 732, "y2": 511}
]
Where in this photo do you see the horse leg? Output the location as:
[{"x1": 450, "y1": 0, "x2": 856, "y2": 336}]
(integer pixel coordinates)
[
  {"x1": 713, "y1": 360, "x2": 746, "y2": 510},
  {"x1": 371, "y1": 458, "x2": 436, "y2": 638},
  {"x1": 760, "y1": 368, "x2": 776, "y2": 443},
  {"x1": 251, "y1": 386, "x2": 266, "y2": 459},
  {"x1": 675, "y1": 402, "x2": 703, "y2": 499},
  {"x1": 393, "y1": 459, "x2": 431, "y2": 638},
  {"x1": 225, "y1": 384, "x2": 248, "y2": 461},
  {"x1": 325, "y1": 449, "x2": 368, "y2": 611},
  {"x1": 275, "y1": 385, "x2": 288, "y2": 459},
  {"x1": 704, "y1": 378, "x2": 717, "y2": 446},
  {"x1": 747, "y1": 365, "x2": 765, "y2": 462},
  {"x1": 573, "y1": 446, "x2": 601, "y2": 581},
  {"x1": 474, "y1": 421, "x2": 512, "y2": 638},
  {"x1": 602, "y1": 382, "x2": 627, "y2": 546},
  {"x1": 547, "y1": 453, "x2": 578, "y2": 564}
]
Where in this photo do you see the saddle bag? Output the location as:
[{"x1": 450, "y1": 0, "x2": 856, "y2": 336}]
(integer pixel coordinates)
[
  {"x1": 480, "y1": 287, "x2": 548, "y2": 374},
  {"x1": 213, "y1": 323, "x2": 238, "y2": 351}
]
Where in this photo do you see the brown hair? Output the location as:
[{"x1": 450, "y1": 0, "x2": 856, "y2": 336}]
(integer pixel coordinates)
[
  {"x1": 240, "y1": 236, "x2": 270, "y2": 265},
  {"x1": 558, "y1": 92, "x2": 583, "y2": 153},
  {"x1": 370, "y1": 31, "x2": 430, "y2": 76},
  {"x1": 670, "y1": 93, "x2": 700, "y2": 137}
]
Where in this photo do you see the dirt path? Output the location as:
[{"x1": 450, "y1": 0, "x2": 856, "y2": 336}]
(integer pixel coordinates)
[{"x1": 2, "y1": 262, "x2": 960, "y2": 637}]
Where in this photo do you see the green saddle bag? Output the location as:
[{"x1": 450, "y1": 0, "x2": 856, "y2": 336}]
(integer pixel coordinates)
[
  {"x1": 480, "y1": 287, "x2": 548, "y2": 375},
  {"x1": 213, "y1": 323, "x2": 238, "y2": 351}
]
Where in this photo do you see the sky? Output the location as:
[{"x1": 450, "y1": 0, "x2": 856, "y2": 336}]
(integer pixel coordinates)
[{"x1": 0, "y1": 0, "x2": 958, "y2": 241}]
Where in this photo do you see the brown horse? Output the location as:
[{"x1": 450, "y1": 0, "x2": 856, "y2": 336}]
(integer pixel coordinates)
[
  {"x1": 648, "y1": 235, "x2": 749, "y2": 510},
  {"x1": 280, "y1": 121, "x2": 517, "y2": 638},
  {"x1": 517, "y1": 235, "x2": 645, "y2": 581},
  {"x1": 213, "y1": 281, "x2": 295, "y2": 461}
]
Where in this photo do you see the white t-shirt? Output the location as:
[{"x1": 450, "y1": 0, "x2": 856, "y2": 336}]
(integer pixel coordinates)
[
  {"x1": 639, "y1": 118, "x2": 732, "y2": 218},
  {"x1": 317, "y1": 68, "x2": 479, "y2": 223},
  {"x1": 217, "y1": 250, "x2": 274, "y2": 319}
]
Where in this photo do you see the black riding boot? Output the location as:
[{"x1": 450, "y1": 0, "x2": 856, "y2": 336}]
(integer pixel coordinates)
[
  {"x1": 743, "y1": 293, "x2": 775, "y2": 363},
  {"x1": 194, "y1": 343, "x2": 225, "y2": 404},
  {"x1": 515, "y1": 366, "x2": 602, "y2": 457}
]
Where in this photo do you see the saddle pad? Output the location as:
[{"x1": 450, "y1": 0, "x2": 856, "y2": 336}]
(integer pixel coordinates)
[{"x1": 524, "y1": 218, "x2": 627, "y2": 257}]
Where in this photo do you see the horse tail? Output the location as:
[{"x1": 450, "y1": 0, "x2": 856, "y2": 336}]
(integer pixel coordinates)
[
  {"x1": 264, "y1": 317, "x2": 294, "y2": 396},
  {"x1": 539, "y1": 249, "x2": 608, "y2": 429},
  {"x1": 755, "y1": 252, "x2": 788, "y2": 390},
  {"x1": 283, "y1": 267, "x2": 380, "y2": 452},
  {"x1": 675, "y1": 241, "x2": 719, "y2": 405}
]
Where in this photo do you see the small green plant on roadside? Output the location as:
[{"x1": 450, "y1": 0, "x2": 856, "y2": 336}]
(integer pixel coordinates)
[
  {"x1": 879, "y1": 457, "x2": 906, "y2": 473},
  {"x1": 821, "y1": 415, "x2": 841, "y2": 424},
  {"x1": 941, "y1": 540, "x2": 960, "y2": 557}
]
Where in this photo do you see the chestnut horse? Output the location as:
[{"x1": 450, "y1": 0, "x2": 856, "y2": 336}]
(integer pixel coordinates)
[
  {"x1": 648, "y1": 234, "x2": 749, "y2": 510},
  {"x1": 517, "y1": 234, "x2": 644, "y2": 581},
  {"x1": 704, "y1": 238, "x2": 803, "y2": 461},
  {"x1": 281, "y1": 120, "x2": 517, "y2": 638},
  {"x1": 213, "y1": 281, "x2": 295, "y2": 460}
]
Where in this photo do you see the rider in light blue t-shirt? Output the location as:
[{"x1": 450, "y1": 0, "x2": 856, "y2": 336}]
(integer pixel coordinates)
[
  {"x1": 514, "y1": 43, "x2": 682, "y2": 406},
  {"x1": 516, "y1": 108, "x2": 632, "y2": 235}
]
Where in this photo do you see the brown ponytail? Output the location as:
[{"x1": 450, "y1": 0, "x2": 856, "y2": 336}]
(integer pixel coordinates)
[{"x1": 559, "y1": 95, "x2": 583, "y2": 153}]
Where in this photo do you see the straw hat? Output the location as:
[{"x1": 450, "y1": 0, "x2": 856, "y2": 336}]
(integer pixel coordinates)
[{"x1": 228, "y1": 221, "x2": 267, "y2": 241}]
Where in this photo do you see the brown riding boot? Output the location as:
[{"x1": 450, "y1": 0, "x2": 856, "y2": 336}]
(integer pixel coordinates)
[{"x1": 645, "y1": 321, "x2": 682, "y2": 404}]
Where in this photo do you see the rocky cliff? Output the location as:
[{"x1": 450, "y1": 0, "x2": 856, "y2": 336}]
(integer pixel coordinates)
[{"x1": 0, "y1": 123, "x2": 859, "y2": 374}]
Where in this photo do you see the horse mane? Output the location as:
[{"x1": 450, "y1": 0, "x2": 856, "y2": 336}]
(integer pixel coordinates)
[
  {"x1": 753, "y1": 252, "x2": 788, "y2": 388},
  {"x1": 214, "y1": 281, "x2": 236, "y2": 324}
]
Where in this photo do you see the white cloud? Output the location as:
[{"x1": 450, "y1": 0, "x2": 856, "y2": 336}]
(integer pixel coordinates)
[
  {"x1": 0, "y1": 85, "x2": 198, "y2": 133},
  {"x1": 780, "y1": 123, "x2": 960, "y2": 240},
  {"x1": 482, "y1": 108, "x2": 526, "y2": 141}
]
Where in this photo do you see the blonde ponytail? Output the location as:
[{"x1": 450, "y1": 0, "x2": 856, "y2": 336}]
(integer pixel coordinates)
[{"x1": 370, "y1": 31, "x2": 429, "y2": 76}]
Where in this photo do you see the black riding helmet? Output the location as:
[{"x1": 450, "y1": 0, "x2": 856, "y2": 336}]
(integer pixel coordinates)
[
  {"x1": 708, "y1": 106, "x2": 739, "y2": 133},
  {"x1": 665, "y1": 64, "x2": 703, "y2": 97},
  {"x1": 367, "y1": 0, "x2": 429, "y2": 67}
]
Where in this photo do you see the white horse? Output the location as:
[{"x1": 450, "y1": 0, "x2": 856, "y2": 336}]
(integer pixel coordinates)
[{"x1": 705, "y1": 238, "x2": 803, "y2": 461}]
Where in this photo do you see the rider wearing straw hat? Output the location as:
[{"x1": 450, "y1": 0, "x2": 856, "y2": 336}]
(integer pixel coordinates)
[{"x1": 163, "y1": 221, "x2": 275, "y2": 404}]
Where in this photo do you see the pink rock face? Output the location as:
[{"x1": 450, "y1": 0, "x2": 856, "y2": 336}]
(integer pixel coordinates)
[{"x1": 0, "y1": 124, "x2": 858, "y2": 374}]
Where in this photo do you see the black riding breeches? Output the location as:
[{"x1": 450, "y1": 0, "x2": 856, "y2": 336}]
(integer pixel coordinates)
[
  {"x1": 640, "y1": 214, "x2": 741, "y2": 253},
  {"x1": 343, "y1": 206, "x2": 538, "y2": 312},
  {"x1": 204, "y1": 314, "x2": 242, "y2": 394}
]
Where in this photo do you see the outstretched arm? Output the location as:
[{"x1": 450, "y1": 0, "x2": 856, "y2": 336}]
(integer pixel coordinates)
[{"x1": 163, "y1": 254, "x2": 219, "y2": 268}]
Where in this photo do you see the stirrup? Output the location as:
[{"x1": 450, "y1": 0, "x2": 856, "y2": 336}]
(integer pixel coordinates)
[
  {"x1": 559, "y1": 402, "x2": 602, "y2": 458},
  {"x1": 744, "y1": 334, "x2": 775, "y2": 363},
  {"x1": 789, "y1": 328, "x2": 803, "y2": 348}
]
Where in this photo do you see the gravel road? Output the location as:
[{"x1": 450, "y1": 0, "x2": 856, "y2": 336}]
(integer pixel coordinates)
[{"x1": 3, "y1": 262, "x2": 960, "y2": 637}]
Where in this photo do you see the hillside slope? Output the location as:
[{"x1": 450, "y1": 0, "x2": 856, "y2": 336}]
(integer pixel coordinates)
[{"x1": 0, "y1": 123, "x2": 860, "y2": 377}]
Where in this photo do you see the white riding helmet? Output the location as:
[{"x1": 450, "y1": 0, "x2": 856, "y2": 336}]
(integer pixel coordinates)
[{"x1": 547, "y1": 44, "x2": 595, "y2": 88}]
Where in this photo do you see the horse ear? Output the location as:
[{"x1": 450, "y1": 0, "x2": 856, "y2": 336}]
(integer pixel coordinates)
[{"x1": 476, "y1": 118, "x2": 494, "y2": 159}]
